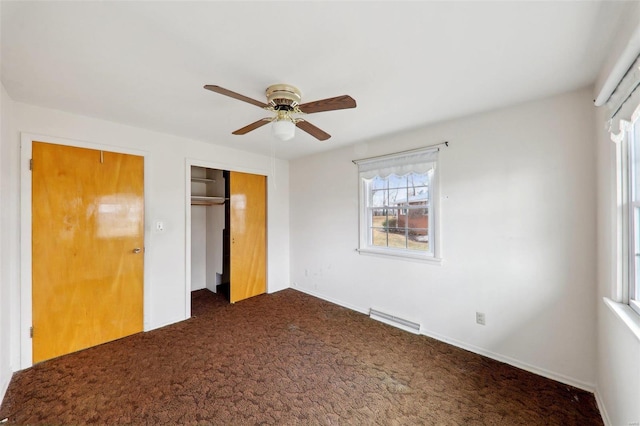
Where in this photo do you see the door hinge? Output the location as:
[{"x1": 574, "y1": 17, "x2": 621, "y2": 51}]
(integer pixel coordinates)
[
  {"x1": 29, "y1": 159, "x2": 33, "y2": 171},
  {"x1": 30, "y1": 326, "x2": 33, "y2": 338}
]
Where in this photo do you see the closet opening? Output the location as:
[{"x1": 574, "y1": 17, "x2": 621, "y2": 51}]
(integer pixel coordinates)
[
  {"x1": 189, "y1": 165, "x2": 267, "y2": 315},
  {"x1": 190, "y1": 166, "x2": 227, "y2": 305}
]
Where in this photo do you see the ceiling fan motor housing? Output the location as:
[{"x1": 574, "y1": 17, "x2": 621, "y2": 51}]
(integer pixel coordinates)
[{"x1": 266, "y1": 84, "x2": 302, "y2": 110}]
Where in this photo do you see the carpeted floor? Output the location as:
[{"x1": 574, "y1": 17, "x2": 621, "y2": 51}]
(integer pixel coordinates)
[{"x1": 0, "y1": 289, "x2": 602, "y2": 425}]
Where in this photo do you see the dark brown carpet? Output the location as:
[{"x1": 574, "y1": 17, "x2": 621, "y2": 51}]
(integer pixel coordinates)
[{"x1": 0, "y1": 289, "x2": 602, "y2": 425}]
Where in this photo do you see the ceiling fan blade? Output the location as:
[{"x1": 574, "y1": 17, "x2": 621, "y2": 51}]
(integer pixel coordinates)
[
  {"x1": 298, "y1": 95, "x2": 356, "y2": 114},
  {"x1": 232, "y1": 118, "x2": 271, "y2": 135},
  {"x1": 204, "y1": 85, "x2": 268, "y2": 108},
  {"x1": 296, "y1": 120, "x2": 331, "y2": 141}
]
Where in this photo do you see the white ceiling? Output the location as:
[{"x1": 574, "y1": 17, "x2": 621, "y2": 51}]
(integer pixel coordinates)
[{"x1": 0, "y1": 1, "x2": 626, "y2": 160}]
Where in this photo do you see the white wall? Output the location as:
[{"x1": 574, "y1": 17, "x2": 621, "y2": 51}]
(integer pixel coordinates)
[
  {"x1": 290, "y1": 88, "x2": 597, "y2": 389},
  {"x1": 0, "y1": 83, "x2": 15, "y2": 403},
  {"x1": 206, "y1": 202, "x2": 225, "y2": 292},
  {"x1": 190, "y1": 206, "x2": 207, "y2": 291},
  {"x1": 4, "y1": 100, "x2": 289, "y2": 370}
]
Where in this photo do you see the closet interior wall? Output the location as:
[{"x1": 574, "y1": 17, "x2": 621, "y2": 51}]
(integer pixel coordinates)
[{"x1": 190, "y1": 166, "x2": 226, "y2": 294}]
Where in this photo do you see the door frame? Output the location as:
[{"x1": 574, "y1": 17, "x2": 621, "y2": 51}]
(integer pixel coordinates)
[
  {"x1": 184, "y1": 158, "x2": 269, "y2": 315},
  {"x1": 20, "y1": 133, "x2": 150, "y2": 369}
]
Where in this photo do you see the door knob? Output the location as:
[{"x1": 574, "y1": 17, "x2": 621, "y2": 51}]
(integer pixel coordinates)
[{"x1": 132, "y1": 248, "x2": 142, "y2": 254}]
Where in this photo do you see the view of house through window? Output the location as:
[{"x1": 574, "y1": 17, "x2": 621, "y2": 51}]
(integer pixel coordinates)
[{"x1": 368, "y1": 172, "x2": 431, "y2": 251}]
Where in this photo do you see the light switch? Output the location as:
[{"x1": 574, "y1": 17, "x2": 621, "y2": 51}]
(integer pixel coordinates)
[{"x1": 156, "y1": 221, "x2": 165, "y2": 232}]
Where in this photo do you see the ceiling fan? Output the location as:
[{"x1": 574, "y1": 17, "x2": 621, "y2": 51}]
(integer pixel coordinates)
[{"x1": 204, "y1": 84, "x2": 356, "y2": 141}]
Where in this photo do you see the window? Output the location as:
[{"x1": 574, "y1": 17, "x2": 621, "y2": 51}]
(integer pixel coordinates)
[
  {"x1": 626, "y1": 117, "x2": 640, "y2": 315},
  {"x1": 354, "y1": 146, "x2": 441, "y2": 261},
  {"x1": 604, "y1": 54, "x2": 640, "y2": 318},
  {"x1": 612, "y1": 104, "x2": 640, "y2": 317}
]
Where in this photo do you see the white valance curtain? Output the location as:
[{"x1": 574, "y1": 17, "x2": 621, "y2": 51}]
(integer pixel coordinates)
[{"x1": 353, "y1": 146, "x2": 439, "y2": 179}]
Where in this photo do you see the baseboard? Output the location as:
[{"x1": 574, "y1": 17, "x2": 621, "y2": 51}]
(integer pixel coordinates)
[
  {"x1": 291, "y1": 286, "x2": 596, "y2": 393},
  {"x1": 0, "y1": 370, "x2": 11, "y2": 410},
  {"x1": 593, "y1": 387, "x2": 612, "y2": 426},
  {"x1": 145, "y1": 316, "x2": 186, "y2": 332},
  {"x1": 291, "y1": 286, "x2": 369, "y2": 316},
  {"x1": 419, "y1": 326, "x2": 595, "y2": 392}
]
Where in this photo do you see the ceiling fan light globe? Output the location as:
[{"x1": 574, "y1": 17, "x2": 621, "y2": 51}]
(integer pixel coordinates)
[{"x1": 272, "y1": 119, "x2": 295, "y2": 141}]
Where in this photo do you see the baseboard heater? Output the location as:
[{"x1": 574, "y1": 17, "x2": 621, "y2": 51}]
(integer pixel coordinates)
[{"x1": 369, "y1": 308, "x2": 421, "y2": 334}]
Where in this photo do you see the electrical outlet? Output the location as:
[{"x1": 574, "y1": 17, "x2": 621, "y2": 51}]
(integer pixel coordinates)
[{"x1": 476, "y1": 312, "x2": 486, "y2": 326}]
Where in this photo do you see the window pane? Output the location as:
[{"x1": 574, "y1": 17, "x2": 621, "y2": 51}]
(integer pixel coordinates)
[
  {"x1": 634, "y1": 126, "x2": 640, "y2": 201},
  {"x1": 371, "y1": 176, "x2": 387, "y2": 190},
  {"x1": 634, "y1": 206, "x2": 640, "y2": 300},
  {"x1": 371, "y1": 189, "x2": 387, "y2": 208},
  {"x1": 635, "y1": 254, "x2": 640, "y2": 300},
  {"x1": 370, "y1": 209, "x2": 390, "y2": 247},
  {"x1": 368, "y1": 207, "x2": 429, "y2": 252},
  {"x1": 387, "y1": 174, "x2": 408, "y2": 190},
  {"x1": 400, "y1": 205, "x2": 428, "y2": 251},
  {"x1": 407, "y1": 229, "x2": 429, "y2": 251},
  {"x1": 388, "y1": 187, "x2": 402, "y2": 206},
  {"x1": 370, "y1": 209, "x2": 389, "y2": 221},
  {"x1": 387, "y1": 233, "x2": 408, "y2": 249},
  {"x1": 366, "y1": 172, "x2": 431, "y2": 252},
  {"x1": 409, "y1": 171, "x2": 430, "y2": 188}
]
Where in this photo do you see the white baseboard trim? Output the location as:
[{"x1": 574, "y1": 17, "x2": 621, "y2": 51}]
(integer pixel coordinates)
[
  {"x1": 291, "y1": 286, "x2": 369, "y2": 316},
  {"x1": 0, "y1": 370, "x2": 12, "y2": 409},
  {"x1": 593, "y1": 387, "x2": 612, "y2": 426},
  {"x1": 291, "y1": 286, "x2": 596, "y2": 394},
  {"x1": 419, "y1": 326, "x2": 595, "y2": 392},
  {"x1": 145, "y1": 316, "x2": 186, "y2": 333}
]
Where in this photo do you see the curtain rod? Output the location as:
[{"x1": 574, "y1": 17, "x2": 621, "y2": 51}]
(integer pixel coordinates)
[{"x1": 352, "y1": 141, "x2": 448, "y2": 165}]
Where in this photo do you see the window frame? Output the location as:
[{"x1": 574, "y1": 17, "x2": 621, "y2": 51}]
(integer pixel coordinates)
[
  {"x1": 355, "y1": 147, "x2": 442, "y2": 263},
  {"x1": 627, "y1": 117, "x2": 640, "y2": 316}
]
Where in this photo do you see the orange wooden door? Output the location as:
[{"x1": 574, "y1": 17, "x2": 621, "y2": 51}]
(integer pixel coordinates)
[
  {"x1": 229, "y1": 171, "x2": 266, "y2": 303},
  {"x1": 32, "y1": 142, "x2": 144, "y2": 363}
]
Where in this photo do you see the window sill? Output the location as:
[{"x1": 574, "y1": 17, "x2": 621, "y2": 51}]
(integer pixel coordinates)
[
  {"x1": 603, "y1": 297, "x2": 640, "y2": 342},
  {"x1": 356, "y1": 247, "x2": 443, "y2": 264}
]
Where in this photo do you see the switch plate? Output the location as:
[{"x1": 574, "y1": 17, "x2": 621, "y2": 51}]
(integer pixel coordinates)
[{"x1": 155, "y1": 221, "x2": 165, "y2": 232}]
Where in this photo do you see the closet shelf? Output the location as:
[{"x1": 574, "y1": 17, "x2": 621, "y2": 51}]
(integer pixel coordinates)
[
  {"x1": 191, "y1": 177, "x2": 216, "y2": 184},
  {"x1": 191, "y1": 196, "x2": 227, "y2": 206}
]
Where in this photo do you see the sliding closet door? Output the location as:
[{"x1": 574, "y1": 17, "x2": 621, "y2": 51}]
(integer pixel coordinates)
[
  {"x1": 229, "y1": 171, "x2": 266, "y2": 303},
  {"x1": 32, "y1": 142, "x2": 144, "y2": 363}
]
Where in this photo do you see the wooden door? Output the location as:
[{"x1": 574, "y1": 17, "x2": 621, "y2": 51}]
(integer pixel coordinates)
[
  {"x1": 229, "y1": 171, "x2": 266, "y2": 303},
  {"x1": 32, "y1": 142, "x2": 144, "y2": 363}
]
